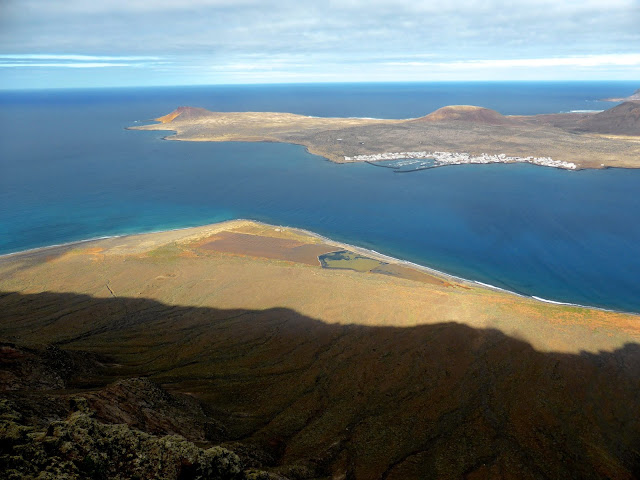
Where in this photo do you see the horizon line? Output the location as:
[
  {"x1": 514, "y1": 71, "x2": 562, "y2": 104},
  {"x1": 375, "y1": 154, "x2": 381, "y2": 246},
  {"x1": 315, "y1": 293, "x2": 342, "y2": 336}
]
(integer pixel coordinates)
[{"x1": 1, "y1": 78, "x2": 639, "y2": 92}]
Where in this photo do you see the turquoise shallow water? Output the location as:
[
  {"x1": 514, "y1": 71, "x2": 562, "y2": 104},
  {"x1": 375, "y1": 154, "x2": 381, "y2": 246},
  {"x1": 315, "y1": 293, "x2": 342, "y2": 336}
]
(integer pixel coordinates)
[{"x1": 1, "y1": 83, "x2": 639, "y2": 312}]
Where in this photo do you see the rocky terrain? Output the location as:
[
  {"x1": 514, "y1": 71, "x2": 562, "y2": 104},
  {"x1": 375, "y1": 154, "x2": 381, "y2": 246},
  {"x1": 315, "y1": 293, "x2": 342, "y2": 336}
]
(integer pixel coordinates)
[
  {"x1": 1, "y1": 397, "x2": 259, "y2": 480},
  {"x1": 0, "y1": 343, "x2": 284, "y2": 479},
  {"x1": 2, "y1": 221, "x2": 640, "y2": 479}
]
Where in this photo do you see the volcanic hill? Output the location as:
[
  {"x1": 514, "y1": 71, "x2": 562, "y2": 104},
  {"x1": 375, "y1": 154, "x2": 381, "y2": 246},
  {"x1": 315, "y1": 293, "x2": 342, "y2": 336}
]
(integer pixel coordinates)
[
  {"x1": 575, "y1": 101, "x2": 640, "y2": 136},
  {"x1": 412, "y1": 105, "x2": 515, "y2": 125},
  {"x1": 156, "y1": 106, "x2": 213, "y2": 124}
]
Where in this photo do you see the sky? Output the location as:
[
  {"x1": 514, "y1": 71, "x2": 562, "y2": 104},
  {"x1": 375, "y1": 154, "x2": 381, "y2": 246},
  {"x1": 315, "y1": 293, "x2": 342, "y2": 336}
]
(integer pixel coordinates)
[{"x1": 1, "y1": 0, "x2": 639, "y2": 89}]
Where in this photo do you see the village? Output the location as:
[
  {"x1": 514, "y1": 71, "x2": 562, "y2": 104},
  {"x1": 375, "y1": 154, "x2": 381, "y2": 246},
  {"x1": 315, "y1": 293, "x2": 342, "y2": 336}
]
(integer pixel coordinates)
[{"x1": 344, "y1": 150, "x2": 578, "y2": 170}]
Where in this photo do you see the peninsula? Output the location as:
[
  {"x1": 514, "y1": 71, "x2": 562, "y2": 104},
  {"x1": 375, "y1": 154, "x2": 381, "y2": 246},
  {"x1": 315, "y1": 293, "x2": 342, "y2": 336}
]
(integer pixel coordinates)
[
  {"x1": 129, "y1": 100, "x2": 640, "y2": 170},
  {"x1": 602, "y1": 88, "x2": 640, "y2": 102}
]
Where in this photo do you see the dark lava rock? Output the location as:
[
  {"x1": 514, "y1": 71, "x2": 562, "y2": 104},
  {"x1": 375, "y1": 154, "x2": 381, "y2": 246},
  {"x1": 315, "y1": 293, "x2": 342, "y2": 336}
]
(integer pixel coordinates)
[{"x1": 0, "y1": 398, "x2": 281, "y2": 480}]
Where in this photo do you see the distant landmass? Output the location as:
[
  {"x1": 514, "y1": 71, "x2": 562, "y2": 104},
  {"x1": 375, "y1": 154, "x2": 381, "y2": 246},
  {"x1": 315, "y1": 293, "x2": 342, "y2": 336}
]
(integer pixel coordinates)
[
  {"x1": 601, "y1": 88, "x2": 640, "y2": 102},
  {"x1": 131, "y1": 98, "x2": 640, "y2": 170}
]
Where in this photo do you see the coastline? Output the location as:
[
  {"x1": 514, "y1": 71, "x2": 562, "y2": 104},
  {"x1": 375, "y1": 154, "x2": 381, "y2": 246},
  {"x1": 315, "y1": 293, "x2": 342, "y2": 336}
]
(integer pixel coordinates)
[
  {"x1": 127, "y1": 103, "x2": 640, "y2": 170},
  {"x1": 145, "y1": 130, "x2": 586, "y2": 171},
  {"x1": 135, "y1": 126, "x2": 583, "y2": 171},
  {"x1": 3, "y1": 218, "x2": 637, "y2": 317},
  {"x1": 350, "y1": 151, "x2": 578, "y2": 170}
]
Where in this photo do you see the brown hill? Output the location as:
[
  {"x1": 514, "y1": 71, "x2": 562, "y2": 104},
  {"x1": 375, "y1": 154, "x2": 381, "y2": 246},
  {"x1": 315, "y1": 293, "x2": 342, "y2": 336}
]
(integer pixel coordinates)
[
  {"x1": 576, "y1": 101, "x2": 640, "y2": 136},
  {"x1": 413, "y1": 105, "x2": 513, "y2": 125},
  {"x1": 155, "y1": 106, "x2": 213, "y2": 123}
]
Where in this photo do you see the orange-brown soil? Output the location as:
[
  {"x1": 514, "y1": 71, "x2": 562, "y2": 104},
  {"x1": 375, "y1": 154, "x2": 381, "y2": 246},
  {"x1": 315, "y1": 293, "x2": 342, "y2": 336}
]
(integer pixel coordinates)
[{"x1": 198, "y1": 231, "x2": 339, "y2": 266}]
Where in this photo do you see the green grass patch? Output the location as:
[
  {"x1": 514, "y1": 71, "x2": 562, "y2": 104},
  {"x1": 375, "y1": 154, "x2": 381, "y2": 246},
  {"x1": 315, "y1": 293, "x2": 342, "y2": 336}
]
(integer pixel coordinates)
[
  {"x1": 318, "y1": 250, "x2": 385, "y2": 273},
  {"x1": 145, "y1": 244, "x2": 182, "y2": 261}
]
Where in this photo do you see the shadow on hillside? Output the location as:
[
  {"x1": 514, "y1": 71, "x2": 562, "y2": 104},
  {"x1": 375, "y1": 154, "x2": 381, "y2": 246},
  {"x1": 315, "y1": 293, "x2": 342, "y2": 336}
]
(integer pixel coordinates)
[{"x1": 1, "y1": 290, "x2": 639, "y2": 479}]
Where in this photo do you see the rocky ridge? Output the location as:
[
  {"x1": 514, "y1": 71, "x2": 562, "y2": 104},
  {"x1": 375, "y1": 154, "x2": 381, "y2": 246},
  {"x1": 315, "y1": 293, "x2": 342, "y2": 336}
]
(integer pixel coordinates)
[
  {"x1": 0, "y1": 397, "x2": 279, "y2": 480},
  {"x1": 0, "y1": 342, "x2": 289, "y2": 480}
]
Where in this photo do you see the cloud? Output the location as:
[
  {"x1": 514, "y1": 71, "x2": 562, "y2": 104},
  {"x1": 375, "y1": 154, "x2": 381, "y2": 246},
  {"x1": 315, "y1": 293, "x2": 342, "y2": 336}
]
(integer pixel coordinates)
[
  {"x1": 0, "y1": 63, "x2": 135, "y2": 68},
  {"x1": 0, "y1": 54, "x2": 168, "y2": 69},
  {"x1": 2, "y1": 0, "x2": 638, "y2": 57},
  {"x1": 0, "y1": 54, "x2": 161, "y2": 61},
  {"x1": 0, "y1": 0, "x2": 638, "y2": 86},
  {"x1": 386, "y1": 54, "x2": 640, "y2": 69}
]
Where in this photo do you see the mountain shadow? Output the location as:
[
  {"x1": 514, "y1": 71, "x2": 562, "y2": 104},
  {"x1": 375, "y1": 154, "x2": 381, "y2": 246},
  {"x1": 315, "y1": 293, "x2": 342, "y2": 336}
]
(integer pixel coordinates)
[{"x1": 1, "y1": 290, "x2": 640, "y2": 479}]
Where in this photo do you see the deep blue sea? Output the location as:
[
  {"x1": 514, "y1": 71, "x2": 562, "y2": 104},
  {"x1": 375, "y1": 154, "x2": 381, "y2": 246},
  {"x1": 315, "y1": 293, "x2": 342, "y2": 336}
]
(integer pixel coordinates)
[{"x1": 1, "y1": 82, "x2": 639, "y2": 313}]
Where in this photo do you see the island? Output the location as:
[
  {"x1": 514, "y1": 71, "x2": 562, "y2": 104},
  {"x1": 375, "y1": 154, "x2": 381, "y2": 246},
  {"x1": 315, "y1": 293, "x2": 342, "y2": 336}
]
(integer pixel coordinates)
[{"x1": 128, "y1": 100, "x2": 640, "y2": 170}]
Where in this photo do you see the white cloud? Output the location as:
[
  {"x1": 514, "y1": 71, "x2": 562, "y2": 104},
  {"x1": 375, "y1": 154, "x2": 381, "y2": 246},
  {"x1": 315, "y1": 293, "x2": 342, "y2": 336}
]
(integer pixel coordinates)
[
  {"x1": 387, "y1": 54, "x2": 640, "y2": 69},
  {"x1": 1, "y1": 0, "x2": 639, "y2": 86},
  {"x1": 0, "y1": 54, "x2": 169, "y2": 69},
  {"x1": 0, "y1": 62, "x2": 134, "y2": 68},
  {"x1": 0, "y1": 54, "x2": 161, "y2": 61}
]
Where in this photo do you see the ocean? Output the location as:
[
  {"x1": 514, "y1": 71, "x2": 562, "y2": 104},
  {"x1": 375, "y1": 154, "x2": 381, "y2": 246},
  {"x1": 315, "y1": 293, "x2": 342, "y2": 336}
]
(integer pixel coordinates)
[{"x1": 1, "y1": 82, "x2": 639, "y2": 312}]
